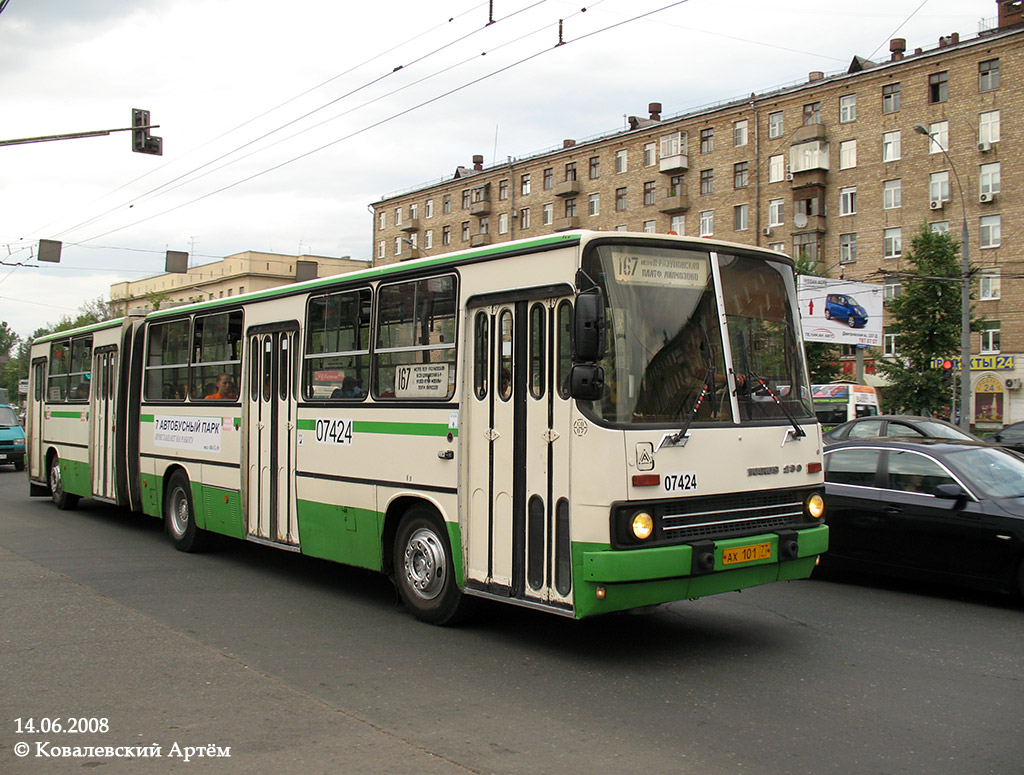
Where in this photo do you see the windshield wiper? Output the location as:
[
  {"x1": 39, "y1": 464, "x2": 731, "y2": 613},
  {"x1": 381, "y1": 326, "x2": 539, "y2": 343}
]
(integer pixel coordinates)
[
  {"x1": 748, "y1": 370, "x2": 806, "y2": 441},
  {"x1": 663, "y1": 347, "x2": 717, "y2": 448}
]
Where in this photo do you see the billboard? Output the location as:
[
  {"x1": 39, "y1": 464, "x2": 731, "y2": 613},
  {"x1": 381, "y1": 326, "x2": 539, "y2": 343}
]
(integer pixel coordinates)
[{"x1": 798, "y1": 276, "x2": 883, "y2": 347}]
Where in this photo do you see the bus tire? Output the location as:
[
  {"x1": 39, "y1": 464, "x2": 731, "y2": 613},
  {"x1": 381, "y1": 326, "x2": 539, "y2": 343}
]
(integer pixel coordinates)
[
  {"x1": 14, "y1": 455, "x2": 25, "y2": 472},
  {"x1": 48, "y1": 453, "x2": 79, "y2": 511},
  {"x1": 393, "y1": 506, "x2": 471, "y2": 625},
  {"x1": 164, "y1": 471, "x2": 210, "y2": 552}
]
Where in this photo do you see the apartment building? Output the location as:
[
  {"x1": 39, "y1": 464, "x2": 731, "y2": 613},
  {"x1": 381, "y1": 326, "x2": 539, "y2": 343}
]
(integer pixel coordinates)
[
  {"x1": 371, "y1": 1, "x2": 1023, "y2": 427},
  {"x1": 109, "y1": 251, "x2": 369, "y2": 315}
]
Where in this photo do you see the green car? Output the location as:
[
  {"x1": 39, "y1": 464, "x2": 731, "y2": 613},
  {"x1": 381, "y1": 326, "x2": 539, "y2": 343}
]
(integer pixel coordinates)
[{"x1": 0, "y1": 403, "x2": 26, "y2": 471}]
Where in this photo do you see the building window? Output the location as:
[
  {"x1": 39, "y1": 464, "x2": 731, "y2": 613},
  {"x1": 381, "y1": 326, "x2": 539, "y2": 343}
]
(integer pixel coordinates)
[
  {"x1": 462, "y1": 190, "x2": 471, "y2": 209},
  {"x1": 669, "y1": 173, "x2": 684, "y2": 194},
  {"x1": 980, "y1": 162, "x2": 1001, "y2": 197},
  {"x1": 883, "y1": 281, "x2": 903, "y2": 301},
  {"x1": 425, "y1": 199, "x2": 434, "y2": 218},
  {"x1": 700, "y1": 169, "x2": 714, "y2": 195},
  {"x1": 615, "y1": 187, "x2": 627, "y2": 211},
  {"x1": 979, "y1": 111, "x2": 1000, "y2": 145},
  {"x1": 615, "y1": 225, "x2": 628, "y2": 232},
  {"x1": 394, "y1": 237, "x2": 402, "y2": 255},
  {"x1": 478, "y1": 216, "x2": 489, "y2": 235},
  {"x1": 884, "y1": 333, "x2": 898, "y2": 356},
  {"x1": 768, "y1": 111, "x2": 784, "y2": 139},
  {"x1": 883, "y1": 179, "x2": 901, "y2": 210},
  {"x1": 980, "y1": 215, "x2": 1001, "y2": 248},
  {"x1": 882, "y1": 130, "x2": 901, "y2": 162},
  {"x1": 394, "y1": 207, "x2": 402, "y2": 226},
  {"x1": 930, "y1": 171, "x2": 950, "y2": 203},
  {"x1": 521, "y1": 174, "x2": 531, "y2": 196},
  {"x1": 542, "y1": 203, "x2": 553, "y2": 225},
  {"x1": 498, "y1": 179, "x2": 509, "y2": 201},
  {"x1": 669, "y1": 214, "x2": 684, "y2": 234},
  {"x1": 769, "y1": 243, "x2": 786, "y2": 253},
  {"x1": 643, "y1": 220, "x2": 656, "y2": 233},
  {"x1": 883, "y1": 227, "x2": 902, "y2": 258},
  {"x1": 839, "y1": 94, "x2": 857, "y2": 123},
  {"x1": 768, "y1": 154, "x2": 785, "y2": 183},
  {"x1": 733, "y1": 161, "x2": 749, "y2": 189},
  {"x1": 564, "y1": 198, "x2": 576, "y2": 218},
  {"x1": 461, "y1": 222, "x2": 470, "y2": 241},
  {"x1": 565, "y1": 162, "x2": 577, "y2": 182},
  {"x1": 442, "y1": 225, "x2": 451, "y2": 245},
  {"x1": 980, "y1": 321, "x2": 1001, "y2": 354},
  {"x1": 378, "y1": 211, "x2": 386, "y2": 230},
  {"x1": 926, "y1": 121, "x2": 948, "y2": 154},
  {"x1": 700, "y1": 128, "x2": 714, "y2": 154},
  {"x1": 769, "y1": 198, "x2": 784, "y2": 227},
  {"x1": 543, "y1": 168, "x2": 553, "y2": 189},
  {"x1": 699, "y1": 210, "x2": 714, "y2": 237},
  {"x1": 409, "y1": 203, "x2": 418, "y2": 220},
  {"x1": 643, "y1": 181, "x2": 656, "y2": 206},
  {"x1": 839, "y1": 140, "x2": 857, "y2": 169},
  {"x1": 980, "y1": 269, "x2": 1001, "y2": 300},
  {"x1": 643, "y1": 142, "x2": 656, "y2": 167},
  {"x1": 733, "y1": 119, "x2": 748, "y2": 147},
  {"x1": 928, "y1": 71, "x2": 948, "y2": 104},
  {"x1": 615, "y1": 149, "x2": 627, "y2": 174},
  {"x1": 979, "y1": 58, "x2": 1000, "y2": 92},
  {"x1": 588, "y1": 156, "x2": 600, "y2": 179},
  {"x1": 793, "y1": 233, "x2": 821, "y2": 263},
  {"x1": 519, "y1": 208, "x2": 530, "y2": 230},
  {"x1": 733, "y1": 204, "x2": 748, "y2": 231},
  {"x1": 377, "y1": 240, "x2": 385, "y2": 259},
  {"x1": 498, "y1": 214, "x2": 508, "y2": 235},
  {"x1": 840, "y1": 233, "x2": 858, "y2": 264},
  {"x1": 443, "y1": 194, "x2": 451, "y2": 214},
  {"x1": 424, "y1": 229, "x2": 433, "y2": 249},
  {"x1": 882, "y1": 82, "x2": 901, "y2": 114},
  {"x1": 931, "y1": 221, "x2": 949, "y2": 235},
  {"x1": 803, "y1": 102, "x2": 821, "y2": 125},
  {"x1": 588, "y1": 193, "x2": 600, "y2": 216},
  {"x1": 839, "y1": 187, "x2": 857, "y2": 216}
]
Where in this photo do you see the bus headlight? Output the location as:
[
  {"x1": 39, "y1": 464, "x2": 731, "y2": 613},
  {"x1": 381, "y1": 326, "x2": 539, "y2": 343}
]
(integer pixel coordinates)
[
  {"x1": 806, "y1": 493, "x2": 825, "y2": 520},
  {"x1": 631, "y1": 512, "x2": 654, "y2": 540}
]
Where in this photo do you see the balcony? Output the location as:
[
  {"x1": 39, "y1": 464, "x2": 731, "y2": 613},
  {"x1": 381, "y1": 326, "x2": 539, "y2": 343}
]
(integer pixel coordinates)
[
  {"x1": 554, "y1": 216, "x2": 581, "y2": 232},
  {"x1": 470, "y1": 234, "x2": 493, "y2": 247},
  {"x1": 659, "y1": 191, "x2": 690, "y2": 214},
  {"x1": 790, "y1": 169, "x2": 828, "y2": 189},
  {"x1": 399, "y1": 218, "x2": 420, "y2": 233},
  {"x1": 554, "y1": 179, "x2": 581, "y2": 197},
  {"x1": 791, "y1": 123, "x2": 826, "y2": 144},
  {"x1": 470, "y1": 199, "x2": 491, "y2": 216},
  {"x1": 659, "y1": 153, "x2": 689, "y2": 173},
  {"x1": 791, "y1": 214, "x2": 826, "y2": 234}
]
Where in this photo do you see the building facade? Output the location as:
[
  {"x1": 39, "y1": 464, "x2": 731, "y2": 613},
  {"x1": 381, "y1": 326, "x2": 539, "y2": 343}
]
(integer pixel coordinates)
[
  {"x1": 109, "y1": 251, "x2": 369, "y2": 315},
  {"x1": 371, "y1": 1, "x2": 1023, "y2": 429}
]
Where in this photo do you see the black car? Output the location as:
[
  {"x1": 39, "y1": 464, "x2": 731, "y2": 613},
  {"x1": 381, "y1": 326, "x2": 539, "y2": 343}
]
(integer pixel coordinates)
[
  {"x1": 822, "y1": 414, "x2": 981, "y2": 444},
  {"x1": 990, "y1": 421, "x2": 1024, "y2": 454},
  {"x1": 822, "y1": 438, "x2": 1024, "y2": 597}
]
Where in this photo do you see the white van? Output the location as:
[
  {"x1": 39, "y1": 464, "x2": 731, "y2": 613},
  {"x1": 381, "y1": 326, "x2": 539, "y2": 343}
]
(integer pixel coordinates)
[{"x1": 812, "y1": 383, "x2": 880, "y2": 430}]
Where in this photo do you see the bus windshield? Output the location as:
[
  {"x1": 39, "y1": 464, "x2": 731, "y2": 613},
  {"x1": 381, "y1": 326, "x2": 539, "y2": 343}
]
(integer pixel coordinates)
[{"x1": 584, "y1": 243, "x2": 813, "y2": 426}]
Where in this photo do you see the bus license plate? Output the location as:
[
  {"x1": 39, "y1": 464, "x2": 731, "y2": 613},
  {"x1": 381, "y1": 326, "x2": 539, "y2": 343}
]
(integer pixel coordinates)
[{"x1": 722, "y1": 542, "x2": 772, "y2": 565}]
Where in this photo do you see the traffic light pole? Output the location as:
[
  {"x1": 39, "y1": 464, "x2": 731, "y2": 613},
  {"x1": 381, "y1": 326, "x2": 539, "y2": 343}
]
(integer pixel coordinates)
[
  {"x1": 0, "y1": 124, "x2": 158, "y2": 147},
  {"x1": 1, "y1": 110, "x2": 161, "y2": 155}
]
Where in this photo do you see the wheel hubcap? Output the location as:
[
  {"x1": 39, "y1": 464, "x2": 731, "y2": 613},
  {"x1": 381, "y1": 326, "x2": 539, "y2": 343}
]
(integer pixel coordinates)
[
  {"x1": 51, "y1": 460, "x2": 63, "y2": 496},
  {"x1": 169, "y1": 487, "x2": 189, "y2": 538},
  {"x1": 403, "y1": 527, "x2": 446, "y2": 601}
]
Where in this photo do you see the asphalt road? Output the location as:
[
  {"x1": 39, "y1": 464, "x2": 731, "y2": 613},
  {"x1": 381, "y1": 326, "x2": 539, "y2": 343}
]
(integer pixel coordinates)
[{"x1": 1, "y1": 468, "x2": 1022, "y2": 775}]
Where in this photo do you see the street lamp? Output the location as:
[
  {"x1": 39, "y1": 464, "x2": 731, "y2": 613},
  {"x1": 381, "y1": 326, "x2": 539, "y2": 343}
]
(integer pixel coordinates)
[{"x1": 913, "y1": 123, "x2": 972, "y2": 431}]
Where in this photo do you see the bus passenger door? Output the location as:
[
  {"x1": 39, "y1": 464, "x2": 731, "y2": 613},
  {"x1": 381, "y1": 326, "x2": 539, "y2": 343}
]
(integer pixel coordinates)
[
  {"x1": 90, "y1": 348, "x2": 118, "y2": 501},
  {"x1": 464, "y1": 296, "x2": 573, "y2": 610},
  {"x1": 28, "y1": 358, "x2": 47, "y2": 482},
  {"x1": 245, "y1": 324, "x2": 299, "y2": 547}
]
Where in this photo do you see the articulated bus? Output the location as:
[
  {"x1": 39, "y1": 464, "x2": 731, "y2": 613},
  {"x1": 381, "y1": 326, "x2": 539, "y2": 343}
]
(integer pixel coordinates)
[{"x1": 27, "y1": 231, "x2": 827, "y2": 624}]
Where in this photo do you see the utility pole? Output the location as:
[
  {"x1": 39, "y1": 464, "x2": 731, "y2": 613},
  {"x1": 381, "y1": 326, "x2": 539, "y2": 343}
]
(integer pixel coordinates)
[{"x1": 0, "y1": 110, "x2": 162, "y2": 155}]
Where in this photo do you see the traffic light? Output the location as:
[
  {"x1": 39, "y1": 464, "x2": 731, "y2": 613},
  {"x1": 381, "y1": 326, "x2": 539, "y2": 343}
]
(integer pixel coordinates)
[
  {"x1": 940, "y1": 359, "x2": 954, "y2": 388},
  {"x1": 131, "y1": 108, "x2": 162, "y2": 155}
]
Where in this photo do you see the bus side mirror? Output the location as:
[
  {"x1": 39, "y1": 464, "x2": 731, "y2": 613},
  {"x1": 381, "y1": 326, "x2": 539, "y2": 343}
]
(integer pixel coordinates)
[
  {"x1": 569, "y1": 364, "x2": 605, "y2": 401},
  {"x1": 574, "y1": 290, "x2": 606, "y2": 362}
]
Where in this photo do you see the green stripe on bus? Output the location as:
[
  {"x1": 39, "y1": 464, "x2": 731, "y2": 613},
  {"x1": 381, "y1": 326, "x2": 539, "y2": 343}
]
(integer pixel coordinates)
[
  {"x1": 49, "y1": 411, "x2": 83, "y2": 419},
  {"x1": 295, "y1": 418, "x2": 457, "y2": 437},
  {"x1": 141, "y1": 414, "x2": 154, "y2": 423}
]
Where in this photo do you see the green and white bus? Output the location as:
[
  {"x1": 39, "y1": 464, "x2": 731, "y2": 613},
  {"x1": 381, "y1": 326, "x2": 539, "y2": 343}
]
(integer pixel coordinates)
[{"x1": 27, "y1": 231, "x2": 827, "y2": 623}]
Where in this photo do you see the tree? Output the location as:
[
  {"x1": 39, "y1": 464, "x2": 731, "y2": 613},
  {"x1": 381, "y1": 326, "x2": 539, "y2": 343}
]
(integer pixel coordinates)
[
  {"x1": 794, "y1": 254, "x2": 843, "y2": 384},
  {"x1": 0, "y1": 321, "x2": 21, "y2": 401},
  {"x1": 874, "y1": 225, "x2": 976, "y2": 416}
]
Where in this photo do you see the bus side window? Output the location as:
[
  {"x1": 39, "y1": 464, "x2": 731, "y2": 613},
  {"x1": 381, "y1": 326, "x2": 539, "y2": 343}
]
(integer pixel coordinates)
[
  {"x1": 556, "y1": 300, "x2": 573, "y2": 399},
  {"x1": 474, "y1": 311, "x2": 489, "y2": 399}
]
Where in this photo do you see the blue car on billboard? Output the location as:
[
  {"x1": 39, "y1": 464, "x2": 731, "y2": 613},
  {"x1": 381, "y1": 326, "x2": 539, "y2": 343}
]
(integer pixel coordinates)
[{"x1": 824, "y1": 293, "x2": 868, "y2": 328}]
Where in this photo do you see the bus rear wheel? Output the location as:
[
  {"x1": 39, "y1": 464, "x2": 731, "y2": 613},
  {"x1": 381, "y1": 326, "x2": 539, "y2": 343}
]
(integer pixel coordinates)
[
  {"x1": 393, "y1": 507, "x2": 472, "y2": 625},
  {"x1": 164, "y1": 471, "x2": 210, "y2": 552},
  {"x1": 48, "y1": 453, "x2": 79, "y2": 511}
]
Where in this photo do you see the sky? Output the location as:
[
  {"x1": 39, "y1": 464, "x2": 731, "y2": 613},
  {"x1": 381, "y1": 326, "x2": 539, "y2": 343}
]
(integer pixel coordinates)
[{"x1": 0, "y1": 0, "x2": 998, "y2": 339}]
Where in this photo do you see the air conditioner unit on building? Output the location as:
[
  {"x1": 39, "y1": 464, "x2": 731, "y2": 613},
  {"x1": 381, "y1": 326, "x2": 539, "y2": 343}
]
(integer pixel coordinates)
[
  {"x1": 762, "y1": 227, "x2": 772, "y2": 237},
  {"x1": 978, "y1": 141, "x2": 992, "y2": 153},
  {"x1": 785, "y1": 172, "x2": 794, "y2": 181},
  {"x1": 929, "y1": 199, "x2": 943, "y2": 210},
  {"x1": 1005, "y1": 378, "x2": 1022, "y2": 390},
  {"x1": 980, "y1": 192, "x2": 995, "y2": 204}
]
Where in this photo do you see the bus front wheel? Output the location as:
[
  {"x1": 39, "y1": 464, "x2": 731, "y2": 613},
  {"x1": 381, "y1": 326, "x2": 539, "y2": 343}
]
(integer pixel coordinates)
[
  {"x1": 393, "y1": 507, "x2": 471, "y2": 625},
  {"x1": 48, "y1": 453, "x2": 79, "y2": 511},
  {"x1": 164, "y1": 471, "x2": 210, "y2": 552}
]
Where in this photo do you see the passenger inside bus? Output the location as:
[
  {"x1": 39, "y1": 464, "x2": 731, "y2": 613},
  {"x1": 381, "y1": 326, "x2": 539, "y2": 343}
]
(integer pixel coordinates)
[{"x1": 205, "y1": 373, "x2": 237, "y2": 400}]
